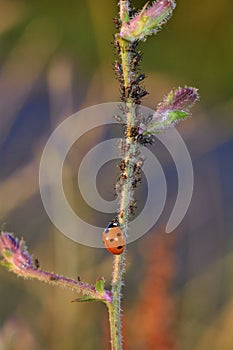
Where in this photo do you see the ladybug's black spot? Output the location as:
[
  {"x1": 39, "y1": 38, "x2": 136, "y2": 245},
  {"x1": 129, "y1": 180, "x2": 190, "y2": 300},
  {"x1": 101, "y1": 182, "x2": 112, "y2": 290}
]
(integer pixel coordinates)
[
  {"x1": 117, "y1": 232, "x2": 121, "y2": 237},
  {"x1": 117, "y1": 246, "x2": 123, "y2": 249},
  {"x1": 110, "y1": 238, "x2": 114, "y2": 242}
]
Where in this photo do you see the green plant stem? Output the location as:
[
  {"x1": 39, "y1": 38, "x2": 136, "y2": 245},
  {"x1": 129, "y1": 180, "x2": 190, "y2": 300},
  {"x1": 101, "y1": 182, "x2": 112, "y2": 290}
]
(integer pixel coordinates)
[
  {"x1": 108, "y1": 254, "x2": 125, "y2": 350},
  {"x1": 108, "y1": 1, "x2": 139, "y2": 349}
]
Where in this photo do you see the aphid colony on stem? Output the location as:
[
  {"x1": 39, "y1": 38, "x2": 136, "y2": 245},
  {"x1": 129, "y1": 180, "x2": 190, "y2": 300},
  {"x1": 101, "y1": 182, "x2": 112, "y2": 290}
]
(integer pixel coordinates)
[{"x1": 103, "y1": 1, "x2": 199, "y2": 258}]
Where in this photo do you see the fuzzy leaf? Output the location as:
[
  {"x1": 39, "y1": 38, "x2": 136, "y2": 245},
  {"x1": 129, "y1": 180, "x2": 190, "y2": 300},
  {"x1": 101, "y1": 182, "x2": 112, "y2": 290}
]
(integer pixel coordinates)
[
  {"x1": 144, "y1": 110, "x2": 188, "y2": 133},
  {"x1": 0, "y1": 232, "x2": 34, "y2": 271},
  {"x1": 157, "y1": 86, "x2": 199, "y2": 114},
  {"x1": 0, "y1": 260, "x2": 13, "y2": 269},
  {"x1": 95, "y1": 278, "x2": 105, "y2": 295},
  {"x1": 71, "y1": 296, "x2": 101, "y2": 303},
  {"x1": 138, "y1": 86, "x2": 199, "y2": 136},
  {"x1": 165, "y1": 110, "x2": 188, "y2": 121},
  {"x1": 119, "y1": 0, "x2": 175, "y2": 42}
]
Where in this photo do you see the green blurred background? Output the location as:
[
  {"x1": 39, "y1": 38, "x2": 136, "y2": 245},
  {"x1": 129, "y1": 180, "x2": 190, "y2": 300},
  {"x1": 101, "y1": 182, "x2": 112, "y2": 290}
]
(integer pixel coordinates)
[{"x1": 0, "y1": 0, "x2": 232, "y2": 349}]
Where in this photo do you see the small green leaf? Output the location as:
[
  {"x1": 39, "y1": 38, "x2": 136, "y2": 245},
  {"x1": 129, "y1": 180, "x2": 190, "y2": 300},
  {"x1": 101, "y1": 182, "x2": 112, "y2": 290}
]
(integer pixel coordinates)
[
  {"x1": 145, "y1": 109, "x2": 188, "y2": 133},
  {"x1": 123, "y1": 12, "x2": 130, "y2": 23},
  {"x1": 95, "y1": 278, "x2": 105, "y2": 294},
  {"x1": 0, "y1": 260, "x2": 13, "y2": 269},
  {"x1": 4, "y1": 249, "x2": 14, "y2": 258},
  {"x1": 71, "y1": 296, "x2": 101, "y2": 303},
  {"x1": 166, "y1": 110, "x2": 188, "y2": 121}
]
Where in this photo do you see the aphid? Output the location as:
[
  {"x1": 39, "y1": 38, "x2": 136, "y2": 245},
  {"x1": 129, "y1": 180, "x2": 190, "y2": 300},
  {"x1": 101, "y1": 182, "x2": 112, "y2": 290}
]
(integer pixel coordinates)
[
  {"x1": 119, "y1": 210, "x2": 124, "y2": 219},
  {"x1": 114, "y1": 38, "x2": 121, "y2": 53},
  {"x1": 119, "y1": 160, "x2": 126, "y2": 172},
  {"x1": 102, "y1": 222, "x2": 125, "y2": 255},
  {"x1": 120, "y1": 173, "x2": 127, "y2": 180},
  {"x1": 129, "y1": 199, "x2": 137, "y2": 215},
  {"x1": 131, "y1": 86, "x2": 148, "y2": 100},
  {"x1": 132, "y1": 176, "x2": 142, "y2": 188},
  {"x1": 114, "y1": 114, "x2": 126, "y2": 127},
  {"x1": 113, "y1": 17, "x2": 120, "y2": 30},
  {"x1": 114, "y1": 61, "x2": 123, "y2": 77},
  {"x1": 126, "y1": 40, "x2": 139, "y2": 53},
  {"x1": 136, "y1": 133, "x2": 154, "y2": 145},
  {"x1": 120, "y1": 85, "x2": 126, "y2": 101},
  {"x1": 129, "y1": 8, "x2": 137, "y2": 18},
  {"x1": 133, "y1": 163, "x2": 142, "y2": 176},
  {"x1": 50, "y1": 275, "x2": 59, "y2": 281},
  {"x1": 129, "y1": 126, "x2": 139, "y2": 139},
  {"x1": 34, "y1": 258, "x2": 40, "y2": 269},
  {"x1": 132, "y1": 52, "x2": 141, "y2": 69},
  {"x1": 132, "y1": 73, "x2": 146, "y2": 85}
]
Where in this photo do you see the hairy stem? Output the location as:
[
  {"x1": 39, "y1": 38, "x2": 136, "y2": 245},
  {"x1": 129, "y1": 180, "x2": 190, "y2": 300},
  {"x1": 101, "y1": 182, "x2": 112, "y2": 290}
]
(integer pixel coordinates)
[
  {"x1": 18, "y1": 268, "x2": 109, "y2": 301},
  {"x1": 109, "y1": 1, "x2": 139, "y2": 349},
  {"x1": 0, "y1": 262, "x2": 111, "y2": 302}
]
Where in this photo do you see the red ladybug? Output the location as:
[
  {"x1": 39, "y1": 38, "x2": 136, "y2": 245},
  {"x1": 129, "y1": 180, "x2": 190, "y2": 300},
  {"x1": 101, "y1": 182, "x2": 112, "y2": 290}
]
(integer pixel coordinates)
[{"x1": 102, "y1": 222, "x2": 125, "y2": 255}]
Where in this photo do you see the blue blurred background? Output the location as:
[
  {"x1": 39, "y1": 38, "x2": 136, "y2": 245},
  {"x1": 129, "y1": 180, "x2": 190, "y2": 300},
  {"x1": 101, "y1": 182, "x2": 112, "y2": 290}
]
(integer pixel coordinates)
[{"x1": 0, "y1": 0, "x2": 232, "y2": 349}]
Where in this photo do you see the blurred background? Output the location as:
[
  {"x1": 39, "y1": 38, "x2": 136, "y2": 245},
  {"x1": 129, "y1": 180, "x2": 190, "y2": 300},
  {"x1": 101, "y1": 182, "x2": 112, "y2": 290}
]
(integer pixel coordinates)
[{"x1": 0, "y1": 0, "x2": 232, "y2": 349}]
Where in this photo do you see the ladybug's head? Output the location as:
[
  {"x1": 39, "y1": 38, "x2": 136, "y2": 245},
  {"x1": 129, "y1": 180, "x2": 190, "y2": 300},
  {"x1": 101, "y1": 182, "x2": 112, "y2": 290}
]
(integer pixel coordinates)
[{"x1": 105, "y1": 221, "x2": 119, "y2": 233}]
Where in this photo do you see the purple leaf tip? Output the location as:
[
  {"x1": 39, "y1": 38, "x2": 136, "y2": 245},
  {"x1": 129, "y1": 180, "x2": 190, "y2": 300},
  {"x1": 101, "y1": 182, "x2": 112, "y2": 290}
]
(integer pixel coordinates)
[
  {"x1": 0, "y1": 232, "x2": 34, "y2": 271},
  {"x1": 119, "y1": 0, "x2": 176, "y2": 42}
]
